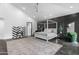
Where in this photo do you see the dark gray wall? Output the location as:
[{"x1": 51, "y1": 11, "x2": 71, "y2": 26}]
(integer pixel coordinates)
[
  {"x1": 37, "y1": 13, "x2": 79, "y2": 41},
  {"x1": 50, "y1": 13, "x2": 79, "y2": 41},
  {"x1": 37, "y1": 20, "x2": 56, "y2": 31}
]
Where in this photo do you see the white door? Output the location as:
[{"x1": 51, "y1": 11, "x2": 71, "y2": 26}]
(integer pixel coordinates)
[{"x1": 27, "y1": 22, "x2": 32, "y2": 36}]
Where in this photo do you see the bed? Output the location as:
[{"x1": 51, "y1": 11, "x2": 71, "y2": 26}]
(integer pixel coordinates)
[
  {"x1": 34, "y1": 28, "x2": 57, "y2": 42},
  {"x1": 34, "y1": 20, "x2": 58, "y2": 42}
]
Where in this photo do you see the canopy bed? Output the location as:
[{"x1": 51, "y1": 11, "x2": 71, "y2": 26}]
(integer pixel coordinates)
[{"x1": 34, "y1": 19, "x2": 58, "y2": 42}]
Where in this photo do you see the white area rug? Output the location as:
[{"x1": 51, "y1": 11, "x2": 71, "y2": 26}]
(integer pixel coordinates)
[{"x1": 7, "y1": 37, "x2": 62, "y2": 55}]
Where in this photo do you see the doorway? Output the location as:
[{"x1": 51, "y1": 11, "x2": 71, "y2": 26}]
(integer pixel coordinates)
[
  {"x1": 26, "y1": 22, "x2": 32, "y2": 37},
  {"x1": 67, "y1": 22, "x2": 75, "y2": 32}
]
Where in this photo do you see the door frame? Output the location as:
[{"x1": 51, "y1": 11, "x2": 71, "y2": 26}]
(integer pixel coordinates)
[{"x1": 26, "y1": 22, "x2": 32, "y2": 36}]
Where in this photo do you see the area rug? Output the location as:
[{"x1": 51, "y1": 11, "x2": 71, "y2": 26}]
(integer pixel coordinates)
[{"x1": 6, "y1": 37, "x2": 62, "y2": 55}]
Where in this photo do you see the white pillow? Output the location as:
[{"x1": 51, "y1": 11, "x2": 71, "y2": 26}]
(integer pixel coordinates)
[{"x1": 44, "y1": 29, "x2": 53, "y2": 33}]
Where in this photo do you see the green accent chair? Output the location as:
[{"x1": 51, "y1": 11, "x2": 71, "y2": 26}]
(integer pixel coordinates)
[{"x1": 67, "y1": 32, "x2": 77, "y2": 42}]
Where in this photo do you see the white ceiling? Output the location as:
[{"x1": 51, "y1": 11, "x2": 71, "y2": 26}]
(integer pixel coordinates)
[{"x1": 12, "y1": 3, "x2": 79, "y2": 21}]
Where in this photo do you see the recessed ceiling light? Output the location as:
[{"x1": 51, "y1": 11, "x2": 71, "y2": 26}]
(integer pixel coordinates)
[
  {"x1": 70, "y1": 6, "x2": 73, "y2": 8},
  {"x1": 22, "y1": 7, "x2": 26, "y2": 10}
]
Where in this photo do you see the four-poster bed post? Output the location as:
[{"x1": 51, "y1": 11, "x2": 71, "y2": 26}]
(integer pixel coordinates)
[
  {"x1": 47, "y1": 19, "x2": 48, "y2": 42},
  {"x1": 46, "y1": 19, "x2": 58, "y2": 42}
]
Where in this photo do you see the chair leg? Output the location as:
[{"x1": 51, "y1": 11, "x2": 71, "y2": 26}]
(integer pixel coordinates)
[
  {"x1": 56, "y1": 39, "x2": 59, "y2": 43},
  {"x1": 46, "y1": 39, "x2": 49, "y2": 42},
  {"x1": 56, "y1": 39, "x2": 60, "y2": 43}
]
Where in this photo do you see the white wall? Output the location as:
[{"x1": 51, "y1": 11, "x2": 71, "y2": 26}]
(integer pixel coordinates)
[{"x1": 0, "y1": 3, "x2": 37, "y2": 39}]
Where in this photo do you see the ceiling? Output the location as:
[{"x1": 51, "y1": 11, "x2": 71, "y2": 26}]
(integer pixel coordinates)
[{"x1": 12, "y1": 3, "x2": 79, "y2": 21}]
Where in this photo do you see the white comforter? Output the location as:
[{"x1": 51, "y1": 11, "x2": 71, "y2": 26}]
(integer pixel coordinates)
[
  {"x1": 34, "y1": 32, "x2": 57, "y2": 40},
  {"x1": 35, "y1": 32, "x2": 57, "y2": 37}
]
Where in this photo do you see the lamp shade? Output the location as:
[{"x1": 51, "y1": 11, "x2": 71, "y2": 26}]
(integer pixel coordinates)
[{"x1": 68, "y1": 24, "x2": 72, "y2": 27}]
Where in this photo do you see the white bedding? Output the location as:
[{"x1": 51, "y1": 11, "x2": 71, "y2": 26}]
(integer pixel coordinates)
[
  {"x1": 35, "y1": 32, "x2": 57, "y2": 36},
  {"x1": 35, "y1": 32, "x2": 47, "y2": 36},
  {"x1": 47, "y1": 32, "x2": 57, "y2": 37},
  {"x1": 34, "y1": 32, "x2": 57, "y2": 41}
]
